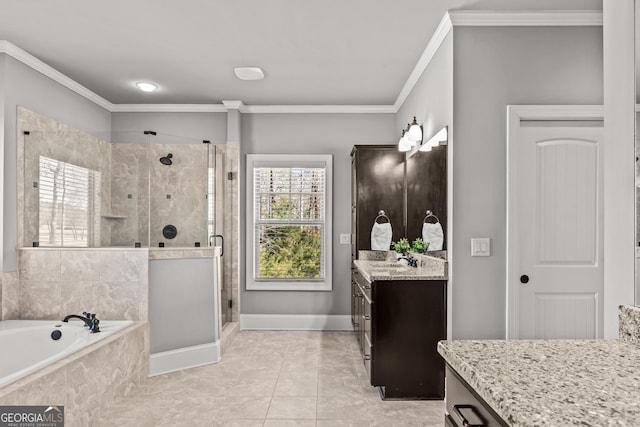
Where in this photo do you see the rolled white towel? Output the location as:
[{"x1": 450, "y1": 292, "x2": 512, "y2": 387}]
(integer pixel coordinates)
[
  {"x1": 371, "y1": 222, "x2": 392, "y2": 251},
  {"x1": 422, "y1": 222, "x2": 444, "y2": 251}
]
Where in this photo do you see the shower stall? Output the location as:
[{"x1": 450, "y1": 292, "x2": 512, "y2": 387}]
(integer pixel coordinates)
[{"x1": 20, "y1": 123, "x2": 238, "y2": 329}]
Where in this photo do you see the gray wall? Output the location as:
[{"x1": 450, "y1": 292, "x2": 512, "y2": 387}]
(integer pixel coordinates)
[
  {"x1": 1, "y1": 54, "x2": 112, "y2": 272},
  {"x1": 451, "y1": 26, "x2": 603, "y2": 339},
  {"x1": 396, "y1": 33, "x2": 453, "y2": 141},
  {"x1": 111, "y1": 112, "x2": 227, "y2": 144},
  {"x1": 395, "y1": 32, "x2": 454, "y2": 336},
  {"x1": 241, "y1": 113, "x2": 396, "y2": 315}
]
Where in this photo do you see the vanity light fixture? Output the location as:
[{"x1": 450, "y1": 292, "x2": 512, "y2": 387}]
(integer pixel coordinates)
[
  {"x1": 135, "y1": 82, "x2": 158, "y2": 92},
  {"x1": 405, "y1": 117, "x2": 423, "y2": 145},
  {"x1": 419, "y1": 126, "x2": 448, "y2": 152},
  {"x1": 398, "y1": 130, "x2": 411, "y2": 152},
  {"x1": 234, "y1": 66, "x2": 265, "y2": 81}
]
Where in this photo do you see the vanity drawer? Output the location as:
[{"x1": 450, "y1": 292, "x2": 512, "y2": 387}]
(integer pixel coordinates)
[
  {"x1": 445, "y1": 366, "x2": 507, "y2": 426},
  {"x1": 363, "y1": 333, "x2": 373, "y2": 382}
]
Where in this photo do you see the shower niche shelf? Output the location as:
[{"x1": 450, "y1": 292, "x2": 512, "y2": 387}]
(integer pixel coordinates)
[{"x1": 101, "y1": 213, "x2": 128, "y2": 219}]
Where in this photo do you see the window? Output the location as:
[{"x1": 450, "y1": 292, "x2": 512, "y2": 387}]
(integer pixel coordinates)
[
  {"x1": 246, "y1": 154, "x2": 332, "y2": 291},
  {"x1": 38, "y1": 156, "x2": 101, "y2": 247}
]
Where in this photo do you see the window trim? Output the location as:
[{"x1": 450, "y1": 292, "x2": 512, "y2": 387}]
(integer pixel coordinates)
[{"x1": 245, "y1": 154, "x2": 333, "y2": 291}]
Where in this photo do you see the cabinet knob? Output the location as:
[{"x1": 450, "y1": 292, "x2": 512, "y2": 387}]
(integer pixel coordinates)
[{"x1": 520, "y1": 274, "x2": 530, "y2": 284}]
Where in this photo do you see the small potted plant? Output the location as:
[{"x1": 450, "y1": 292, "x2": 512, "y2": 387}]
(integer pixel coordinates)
[
  {"x1": 411, "y1": 238, "x2": 429, "y2": 254},
  {"x1": 392, "y1": 238, "x2": 411, "y2": 257}
]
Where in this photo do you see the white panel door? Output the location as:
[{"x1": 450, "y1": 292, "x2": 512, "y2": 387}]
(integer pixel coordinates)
[{"x1": 518, "y1": 125, "x2": 603, "y2": 339}]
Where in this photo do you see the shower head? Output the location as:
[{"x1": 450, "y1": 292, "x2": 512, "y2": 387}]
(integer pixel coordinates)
[{"x1": 159, "y1": 153, "x2": 173, "y2": 165}]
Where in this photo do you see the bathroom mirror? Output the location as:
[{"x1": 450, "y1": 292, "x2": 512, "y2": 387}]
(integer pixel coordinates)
[{"x1": 18, "y1": 108, "x2": 227, "y2": 248}]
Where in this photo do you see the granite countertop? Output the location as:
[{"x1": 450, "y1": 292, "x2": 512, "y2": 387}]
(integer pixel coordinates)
[
  {"x1": 438, "y1": 338, "x2": 640, "y2": 426},
  {"x1": 353, "y1": 251, "x2": 447, "y2": 281}
]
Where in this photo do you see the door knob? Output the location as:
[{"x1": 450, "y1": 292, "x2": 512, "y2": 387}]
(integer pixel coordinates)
[{"x1": 520, "y1": 275, "x2": 529, "y2": 284}]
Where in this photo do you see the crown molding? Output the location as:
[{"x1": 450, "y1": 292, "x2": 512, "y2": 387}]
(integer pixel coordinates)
[
  {"x1": 221, "y1": 100, "x2": 245, "y2": 110},
  {"x1": 2, "y1": 10, "x2": 604, "y2": 116},
  {"x1": 0, "y1": 40, "x2": 114, "y2": 111},
  {"x1": 111, "y1": 104, "x2": 228, "y2": 113},
  {"x1": 392, "y1": 10, "x2": 602, "y2": 112},
  {"x1": 241, "y1": 104, "x2": 397, "y2": 114},
  {"x1": 448, "y1": 10, "x2": 603, "y2": 26},
  {"x1": 394, "y1": 13, "x2": 453, "y2": 112}
]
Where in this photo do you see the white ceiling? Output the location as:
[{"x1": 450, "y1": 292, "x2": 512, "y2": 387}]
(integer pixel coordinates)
[{"x1": 0, "y1": 0, "x2": 602, "y2": 106}]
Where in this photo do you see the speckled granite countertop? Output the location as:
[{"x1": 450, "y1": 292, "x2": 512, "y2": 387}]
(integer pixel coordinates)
[
  {"x1": 438, "y1": 338, "x2": 640, "y2": 426},
  {"x1": 353, "y1": 251, "x2": 447, "y2": 281}
]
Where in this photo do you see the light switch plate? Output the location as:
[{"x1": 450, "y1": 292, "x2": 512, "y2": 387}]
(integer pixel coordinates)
[
  {"x1": 471, "y1": 238, "x2": 490, "y2": 257},
  {"x1": 340, "y1": 234, "x2": 351, "y2": 244}
]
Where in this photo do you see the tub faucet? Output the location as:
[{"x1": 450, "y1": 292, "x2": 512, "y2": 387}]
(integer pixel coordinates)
[{"x1": 62, "y1": 312, "x2": 100, "y2": 333}]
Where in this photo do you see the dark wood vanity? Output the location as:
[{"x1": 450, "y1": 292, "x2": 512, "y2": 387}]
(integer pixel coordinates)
[
  {"x1": 350, "y1": 143, "x2": 448, "y2": 400},
  {"x1": 352, "y1": 265, "x2": 447, "y2": 399}
]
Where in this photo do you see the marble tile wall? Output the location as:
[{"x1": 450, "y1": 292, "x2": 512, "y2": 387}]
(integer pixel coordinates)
[
  {"x1": 148, "y1": 143, "x2": 209, "y2": 248},
  {"x1": 18, "y1": 107, "x2": 113, "y2": 247},
  {"x1": 17, "y1": 248, "x2": 149, "y2": 321},
  {"x1": 0, "y1": 271, "x2": 19, "y2": 320},
  {"x1": 110, "y1": 143, "x2": 149, "y2": 246},
  {"x1": 0, "y1": 322, "x2": 148, "y2": 426},
  {"x1": 619, "y1": 305, "x2": 640, "y2": 343}
]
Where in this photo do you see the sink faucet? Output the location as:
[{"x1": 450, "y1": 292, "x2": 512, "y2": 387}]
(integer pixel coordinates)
[
  {"x1": 398, "y1": 255, "x2": 418, "y2": 268},
  {"x1": 62, "y1": 311, "x2": 100, "y2": 333}
]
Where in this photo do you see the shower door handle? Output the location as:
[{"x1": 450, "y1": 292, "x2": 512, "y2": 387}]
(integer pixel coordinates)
[{"x1": 210, "y1": 234, "x2": 224, "y2": 256}]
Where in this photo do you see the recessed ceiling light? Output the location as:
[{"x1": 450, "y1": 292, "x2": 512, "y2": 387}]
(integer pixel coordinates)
[
  {"x1": 136, "y1": 82, "x2": 158, "y2": 92},
  {"x1": 234, "y1": 67, "x2": 265, "y2": 81}
]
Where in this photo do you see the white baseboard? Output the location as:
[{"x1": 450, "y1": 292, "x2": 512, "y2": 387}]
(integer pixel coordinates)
[
  {"x1": 240, "y1": 314, "x2": 353, "y2": 331},
  {"x1": 149, "y1": 340, "x2": 221, "y2": 376}
]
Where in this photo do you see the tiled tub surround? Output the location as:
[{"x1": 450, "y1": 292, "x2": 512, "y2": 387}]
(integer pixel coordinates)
[
  {"x1": 0, "y1": 321, "x2": 147, "y2": 427},
  {"x1": 0, "y1": 320, "x2": 134, "y2": 388},
  {"x1": 437, "y1": 305, "x2": 640, "y2": 426},
  {"x1": 0, "y1": 271, "x2": 19, "y2": 320},
  {"x1": 17, "y1": 248, "x2": 149, "y2": 321}
]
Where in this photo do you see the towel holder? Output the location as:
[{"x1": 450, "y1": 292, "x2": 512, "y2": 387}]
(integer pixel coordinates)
[
  {"x1": 423, "y1": 210, "x2": 440, "y2": 224},
  {"x1": 374, "y1": 210, "x2": 390, "y2": 224}
]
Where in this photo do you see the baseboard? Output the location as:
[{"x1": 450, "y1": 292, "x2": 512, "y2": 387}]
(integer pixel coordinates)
[
  {"x1": 240, "y1": 314, "x2": 353, "y2": 331},
  {"x1": 149, "y1": 340, "x2": 221, "y2": 376}
]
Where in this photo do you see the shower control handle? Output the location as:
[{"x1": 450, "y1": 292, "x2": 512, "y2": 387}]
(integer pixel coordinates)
[{"x1": 210, "y1": 234, "x2": 224, "y2": 256}]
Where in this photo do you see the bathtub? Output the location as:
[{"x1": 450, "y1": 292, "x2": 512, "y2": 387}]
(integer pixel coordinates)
[{"x1": 0, "y1": 319, "x2": 133, "y2": 389}]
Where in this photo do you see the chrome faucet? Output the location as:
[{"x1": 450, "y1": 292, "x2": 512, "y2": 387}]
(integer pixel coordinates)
[{"x1": 62, "y1": 311, "x2": 100, "y2": 333}]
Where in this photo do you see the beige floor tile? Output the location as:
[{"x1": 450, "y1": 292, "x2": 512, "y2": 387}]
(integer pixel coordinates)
[
  {"x1": 274, "y1": 376, "x2": 319, "y2": 397},
  {"x1": 215, "y1": 395, "x2": 272, "y2": 419},
  {"x1": 316, "y1": 394, "x2": 371, "y2": 420},
  {"x1": 267, "y1": 396, "x2": 317, "y2": 420},
  {"x1": 211, "y1": 420, "x2": 266, "y2": 427},
  {"x1": 316, "y1": 420, "x2": 370, "y2": 427},
  {"x1": 98, "y1": 331, "x2": 445, "y2": 426},
  {"x1": 263, "y1": 420, "x2": 317, "y2": 427}
]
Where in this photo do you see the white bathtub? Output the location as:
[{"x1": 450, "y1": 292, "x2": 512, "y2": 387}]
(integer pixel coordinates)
[{"x1": 0, "y1": 319, "x2": 133, "y2": 389}]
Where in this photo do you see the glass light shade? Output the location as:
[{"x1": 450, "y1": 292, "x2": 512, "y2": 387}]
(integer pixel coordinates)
[
  {"x1": 398, "y1": 135, "x2": 412, "y2": 152},
  {"x1": 432, "y1": 127, "x2": 448, "y2": 144},
  {"x1": 418, "y1": 142, "x2": 432, "y2": 152},
  {"x1": 406, "y1": 124, "x2": 422, "y2": 143}
]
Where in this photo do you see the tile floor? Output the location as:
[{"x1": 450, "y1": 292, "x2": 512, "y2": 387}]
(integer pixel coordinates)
[{"x1": 99, "y1": 331, "x2": 444, "y2": 426}]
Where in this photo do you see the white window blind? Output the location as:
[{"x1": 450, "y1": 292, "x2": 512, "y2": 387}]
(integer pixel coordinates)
[
  {"x1": 38, "y1": 156, "x2": 101, "y2": 247},
  {"x1": 246, "y1": 155, "x2": 332, "y2": 291}
]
